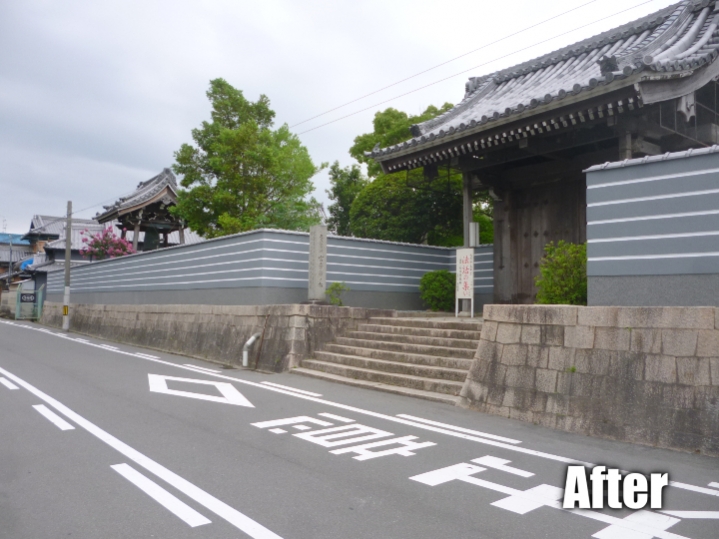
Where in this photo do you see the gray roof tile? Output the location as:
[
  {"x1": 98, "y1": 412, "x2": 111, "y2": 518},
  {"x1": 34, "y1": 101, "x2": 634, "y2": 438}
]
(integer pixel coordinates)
[{"x1": 370, "y1": 0, "x2": 719, "y2": 161}]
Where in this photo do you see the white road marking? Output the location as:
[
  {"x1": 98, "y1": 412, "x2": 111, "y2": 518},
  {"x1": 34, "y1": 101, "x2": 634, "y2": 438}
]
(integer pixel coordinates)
[
  {"x1": 670, "y1": 481, "x2": 719, "y2": 497},
  {"x1": 0, "y1": 377, "x2": 19, "y2": 390},
  {"x1": 269, "y1": 428, "x2": 287, "y2": 434},
  {"x1": 708, "y1": 482, "x2": 719, "y2": 489},
  {"x1": 33, "y1": 404, "x2": 74, "y2": 430},
  {"x1": 294, "y1": 424, "x2": 393, "y2": 447},
  {"x1": 472, "y1": 456, "x2": 534, "y2": 477},
  {"x1": 100, "y1": 345, "x2": 119, "y2": 350},
  {"x1": 111, "y1": 463, "x2": 211, "y2": 527},
  {"x1": 593, "y1": 510, "x2": 680, "y2": 539},
  {"x1": 330, "y1": 435, "x2": 436, "y2": 460},
  {"x1": 397, "y1": 414, "x2": 521, "y2": 444},
  {"x1": 3, "y1": 321, "x2": 713, "y2": 497},
  {"x1": 252, "y1": 416, "x2": 333, "y2": 429},
  {"x1": 318, "y1": 412, "x2": 353, "y2": 422},
  {"x1": 411, "y1": 463, "x2": 688, "y2": 539},
  {"x1": 292, "y1": 425, "x2": 312, "y2": 431},
  {"x1": 183, "y1": 364, "x2": 221, "y2": 374},
  {"x1": 148, "y1": 374, "x2": 254, "y2": 407},
  {"x1": 660, "y1": 511, "x2": 719, "y2": 519},
  {"x1": 261, "y1": 381, "x2": 322, "y2": 397},
  {"x1": 0, "y1": 366, "x2": 284, "y2": 539}
]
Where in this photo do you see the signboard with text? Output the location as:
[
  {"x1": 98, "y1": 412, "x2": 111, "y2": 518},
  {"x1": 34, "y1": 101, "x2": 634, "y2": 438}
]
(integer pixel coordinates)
[{"x1": 455, "y1": 248, "x2": 475, "y2": 317}]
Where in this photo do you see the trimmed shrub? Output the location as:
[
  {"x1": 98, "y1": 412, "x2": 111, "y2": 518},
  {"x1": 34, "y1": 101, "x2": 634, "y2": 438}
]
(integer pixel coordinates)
[
  {"x1": 419, "y1": 270, "x2": 456, "y2": 311},
  {"x1": 534, "y1": 241, "x2": 587, "y2": 305},
  {"x1": 326, "y1": 282, "x2": 349, "y2": 306}
]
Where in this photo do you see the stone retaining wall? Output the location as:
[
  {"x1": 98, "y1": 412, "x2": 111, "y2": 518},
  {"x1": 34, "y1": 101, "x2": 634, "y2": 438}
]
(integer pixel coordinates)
[
  {"x1": 40, "y1": 302, "x2": 394, "y2": 372},
  {"x1": 459, "y1": 305, "x2": 719, "y2": 456}
]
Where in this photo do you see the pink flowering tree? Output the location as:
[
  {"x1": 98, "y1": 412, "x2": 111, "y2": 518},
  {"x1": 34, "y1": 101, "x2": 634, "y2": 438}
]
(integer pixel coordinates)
[{"x1": 80, "y1": 227, "x2": 135, "y2": 260}]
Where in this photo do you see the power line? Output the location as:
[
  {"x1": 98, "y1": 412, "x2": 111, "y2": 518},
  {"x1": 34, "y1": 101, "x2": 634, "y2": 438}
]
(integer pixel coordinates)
[
  {"x1": 297, "y1": 0, "x2": 662, "y2": 136},
  {"x1": 290, "y1": 0, "x2": 601, "y2": 128}
]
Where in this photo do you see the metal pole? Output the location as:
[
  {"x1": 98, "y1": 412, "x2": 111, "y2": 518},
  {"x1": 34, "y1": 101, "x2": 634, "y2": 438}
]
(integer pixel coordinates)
[
  {"x1": 62, "y1": 201, "x2": 72, "y2": 332},
  {"x1": 7, "y1": 233, "x2": 11, "y2": 288}
]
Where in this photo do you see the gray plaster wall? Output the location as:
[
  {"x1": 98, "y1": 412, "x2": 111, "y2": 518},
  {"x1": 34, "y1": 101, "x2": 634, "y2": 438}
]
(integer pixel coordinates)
[
  {"x1": 586, "y1": 150, "x2": 719, "y2": 306},
  {"x1": 45, "y1": 228, "x2": 495, "y2": 311},
  {"x1": 590, "y1": 275, "x2": 719, "y2": 307},
  {"x1": 40, "y1": 302, "x2": 395, "y2": 373},
  {"x1": 460, "y1": 304, "x2": 719, "y2": 456}
]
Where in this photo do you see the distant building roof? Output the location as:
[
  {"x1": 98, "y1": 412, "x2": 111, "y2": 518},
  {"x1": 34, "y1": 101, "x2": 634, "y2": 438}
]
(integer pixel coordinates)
[
  {"x1": 0, "y1": 245, "x2": 33, "y2": 264},
  {"x1": 23, "y1": 214, "x2": 100, "y2": 240},
  {"x1": 95, "y1": 168, "x2": 178, "y2": 222},
  {"x1": 369, "y1": 0, "x2": 719, "y2": 165},
  {"x1": 0, "y1": 233, "x2": 30, "y2": 246}
]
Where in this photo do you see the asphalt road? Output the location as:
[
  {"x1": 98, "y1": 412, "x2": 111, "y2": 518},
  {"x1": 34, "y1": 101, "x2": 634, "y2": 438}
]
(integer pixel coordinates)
[{"x1": 0, "y1": 319, "x2": 717, "y2": 539}]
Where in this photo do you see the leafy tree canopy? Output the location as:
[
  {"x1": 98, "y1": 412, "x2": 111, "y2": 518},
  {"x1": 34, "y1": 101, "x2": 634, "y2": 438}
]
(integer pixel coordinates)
[
  {"x1": 349, "y1": 169, "x2": 465, "y2": 246},
  {"x1": 325, "y1": 162, "x2": 369, "y2": 236},
  {"x1": 350, "y1": 104, "x2": 453, "y2": 178},
  {"x1": 172, "y1": 78, "x2": 322, "y2": 238}
]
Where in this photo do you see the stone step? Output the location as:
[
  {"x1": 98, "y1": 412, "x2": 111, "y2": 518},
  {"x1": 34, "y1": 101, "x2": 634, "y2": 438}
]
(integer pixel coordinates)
[
  {"x1": 346, "y1": 330, "x2": 479, "y2": 350},
  {"x1": 291, "y1": 368, "x2": 459, "y2": 405},
  {"x1": 356, "y1": 323, "x2": 481, "y2": 341},
  {"x1": 322, "y1": 344, "x2": 474, "y2": 369},
  {"x1": 369, "y1": 317, "x2": 483, "y2": 331},
  {"x1": 299, "y1": 360, "x2": 465, "y2": 396},
  {"x1": 335, "y1": 337, "x2": 476, "y2": 359},
  {"x1": 312, "y1": 351, "x2": 469, "y2": 381}
]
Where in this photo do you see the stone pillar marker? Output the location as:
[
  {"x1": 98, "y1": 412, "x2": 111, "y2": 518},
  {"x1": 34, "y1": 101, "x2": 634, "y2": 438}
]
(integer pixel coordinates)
[{"x1": 308, "y1": 225, "x2": 327, "y2": 303}]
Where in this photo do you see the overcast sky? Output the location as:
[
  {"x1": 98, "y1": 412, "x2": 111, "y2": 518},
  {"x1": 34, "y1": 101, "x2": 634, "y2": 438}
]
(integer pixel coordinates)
[{"x1": 0, "y1": 0, "x2": 679, "y2": 233}]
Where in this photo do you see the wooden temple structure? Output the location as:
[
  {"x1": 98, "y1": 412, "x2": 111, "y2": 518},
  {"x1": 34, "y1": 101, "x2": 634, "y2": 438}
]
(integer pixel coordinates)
[
  {"x1": 95, "y1": 168, "x2": 185, "y2": 251},
  {"x1": 369, "y1": 0, "x2": 719, "y2": 303}
]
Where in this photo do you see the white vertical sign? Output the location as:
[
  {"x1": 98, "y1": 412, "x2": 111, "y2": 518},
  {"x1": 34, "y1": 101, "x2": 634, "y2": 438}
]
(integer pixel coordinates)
[{"x1": 455, "y1": 248, "x2": 474, "y2": 317}]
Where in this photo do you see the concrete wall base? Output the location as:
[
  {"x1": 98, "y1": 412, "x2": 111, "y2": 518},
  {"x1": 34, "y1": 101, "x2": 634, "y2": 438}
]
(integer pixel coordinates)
[
  {"x1": 40, "y1": 302, "x2": 395, "y2": 373},
  {"x1": 460, "y1": 304, "x2": 719, "y2": 456}
]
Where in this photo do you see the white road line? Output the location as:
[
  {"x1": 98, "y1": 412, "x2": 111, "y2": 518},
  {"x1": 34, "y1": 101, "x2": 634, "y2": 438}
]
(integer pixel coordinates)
[
  {"x1": 670, "y1": 481, "x2": 719, "y2": 497},
  {"x1": 661, "y1": 511, "x2": 719, "y2": 519},
  {"x1": 33, "y1": 404, "x2": 75, "y2": 431},
  {"x1": 111, "y1": 464, "x2": 211, "y2": 527},
  {"x1": 708, "y1": 482, "x2": 719, "y2": 489},
  {"x1": 318, "y1": 412, "x2": 354, "y2": 422},
  {"x1": 472, "y1": 456, "x2": 534, "y2": 477},
  {"x1": 261, "y1": 381, "x2": 322, "y2": 397},
  {"x1": 0, "y1": 366, "x2": 283, "y2": 539},
  {"x1": 397, "y1": 414, "x2": 521, "y2": 444},
  {"x1": 0, "y1": 326, "x2": 591, "y2": 466},
  {"x1": 100, "y1": 345, "x2": 119, "y2": 350},
  {"x1": 7, "y1": 322, "x2": 716, "y2": 493},
  {"x1": 136, "y1": 353, "x2": 160, "y2": 360},
  {"x1": 0, "y1": 377, "x2": 19, "y2": 390},
  {"x1": 184, "y1": 364, "x2": 222, "y2": 374}
]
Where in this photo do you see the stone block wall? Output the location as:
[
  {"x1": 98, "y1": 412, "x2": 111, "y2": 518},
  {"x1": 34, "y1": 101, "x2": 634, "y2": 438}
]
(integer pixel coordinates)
[
  {"x1": 459, "y1": 305, "x2": 719, "y2": 456},
  {"x1": 41, "y1": 302, "x2": 394, "y2": 372}
]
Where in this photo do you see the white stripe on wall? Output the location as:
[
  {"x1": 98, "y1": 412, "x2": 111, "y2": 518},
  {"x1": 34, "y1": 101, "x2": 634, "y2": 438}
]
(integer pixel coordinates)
[
  {"x1": 588, "y1": 166, "x2": 719, "y2": 190},
  {"x1": 587, "y1": 209, "x2": 719, "y2": 226},
  {"x1": 588, "y1": 230, "x2": 719, "y2": 243},
  {"x1": 587, "y1": 188, "x2": 719, "y2": 208}
]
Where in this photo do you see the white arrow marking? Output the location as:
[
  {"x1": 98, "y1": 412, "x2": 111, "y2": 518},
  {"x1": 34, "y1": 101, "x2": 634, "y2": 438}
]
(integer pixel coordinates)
[{"x1": 148, "y1": 374, "x2": 253, "y2": 407}]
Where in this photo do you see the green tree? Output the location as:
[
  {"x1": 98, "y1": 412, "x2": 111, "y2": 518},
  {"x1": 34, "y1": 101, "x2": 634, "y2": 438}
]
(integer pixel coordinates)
[
  {"x1": 347, "y1": 103, "x2": 494, "y2": 246},
  {"x1": 349, "y1": 168, "x2": 465, "y2": 246},
  {"x1": 172, "y1": 79, "x2": 322, "y2": 237},
  {"x1": 350, "y1": 104, "x2": 453, "y2": 178},
  {"x1": 325, "y1": 162, "x2": 368, "y2": 236}
]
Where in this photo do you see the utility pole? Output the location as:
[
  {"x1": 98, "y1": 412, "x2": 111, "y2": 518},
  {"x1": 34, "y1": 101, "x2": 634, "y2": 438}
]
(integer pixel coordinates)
[{"x1": 62, "y1": 201, "x2": 72, "y2": 332}]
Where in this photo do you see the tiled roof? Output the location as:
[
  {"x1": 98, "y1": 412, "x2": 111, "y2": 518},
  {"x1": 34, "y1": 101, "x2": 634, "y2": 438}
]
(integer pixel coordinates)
[
  {"x1": 0, "y1": 246, "x2": 33, "y2": 264},
  {"x1": 43, "y1": 223, "x2": 107, "y2": 251},
  {"x1": 23, "y1": 215, "x2": 99, "y2": 239},
  {"x1": 585, "y1": 143, "x2": 719, "y2": 170},
  {"x1": 369, "y1": 0, "x2": 719, "y2": 162},
  {"x1": 95, "y1": 168, "x2": 177, "y2": 221}
]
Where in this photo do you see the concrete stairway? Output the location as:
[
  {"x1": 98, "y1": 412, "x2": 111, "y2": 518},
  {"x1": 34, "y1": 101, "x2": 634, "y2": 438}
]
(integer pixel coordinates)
[{"x1": 293, "y1": 316, "x2": 482, "y2": 404}]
